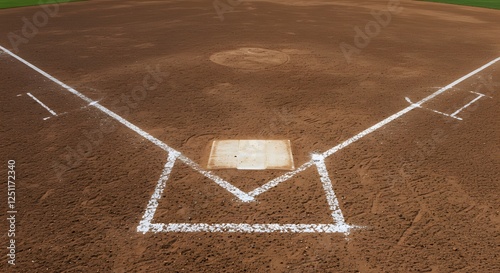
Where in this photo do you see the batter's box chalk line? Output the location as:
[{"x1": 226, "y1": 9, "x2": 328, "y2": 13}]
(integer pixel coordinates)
[{"x1": 0, "y1": 45, "x2": 497, "y2": 235}]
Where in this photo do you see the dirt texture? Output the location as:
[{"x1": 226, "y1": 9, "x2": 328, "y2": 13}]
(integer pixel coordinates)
[{"x1": 0, "y1": 0, "x2": 499, "y2": 272}]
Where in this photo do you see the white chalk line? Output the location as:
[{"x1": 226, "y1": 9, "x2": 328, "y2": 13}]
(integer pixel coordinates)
[
  {"x1": 470, "y1": 91, "x2": 492, "y2": 98},
  {"x1": 405, "y1": 88, "x2": 493, "y2": 121},
  {"x1": 450, "y1": 92, "x2": 485, "y2": 118},
  {"x1": 177, "y1": 154, "x2": 254, "y2": 202},
  {"x1": 149, "y1": 223, "x2": 353, "y2": 233},
  {"x1": 405, "y1": 97, "x2": 462, "y2": 120},
  {"x1": 140, "y1": 152, "x2": 360, "y2": 234},
  {"x1": 137, "y1": 151, "x2": 179, "y2": 233},
  {"x1": 26, "y1": 92, "x2": 57, "y2": 118},
  {"x1": 416, "y1": 58, "x2": 499, "y2": 105},
  {"x1": 250, "y1": 57, "x2": 499, "y2": 198},
  {"x1": 142, "y1": 56, "x2": 498, "y2": 233},
  {"x1": 313, "y1": 155, "x2": 346, "y2": 226},
  {"x1": 2, "y1": 45, "x2": 497, "y2": 234},
  {"x1": 248, "y1": 160, "x2": 314, "y2": 197},
  {"x1": 0, "y1": 45, "x2": 253, "y2": 203}
]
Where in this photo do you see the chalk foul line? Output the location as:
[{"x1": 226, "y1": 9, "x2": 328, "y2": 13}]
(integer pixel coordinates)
[
  {"x1": 1, "y1": 45, "x2": 497, "y2": 234},
  {"x1": 0, "y1": 45, "x2": 253, "y2": 203},
  {"x1": 250, "y1": 57, "x2": 500, "y2": 197},
  {"x1": 139, "y1": 57, "x2": 498, "y2": 234}
]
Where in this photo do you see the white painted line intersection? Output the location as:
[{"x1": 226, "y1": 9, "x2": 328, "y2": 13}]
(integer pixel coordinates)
[{"x1": 0, "y1": 45, "x2": 498, "y2": 235}]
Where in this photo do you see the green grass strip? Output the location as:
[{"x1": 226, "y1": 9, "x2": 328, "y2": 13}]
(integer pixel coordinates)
[
  {"x1": 420, "y1": 0, "x2": 500, "y2": 10},
  {"x1": 0, "y1": 0, "x2": 83, "y2": 9}
]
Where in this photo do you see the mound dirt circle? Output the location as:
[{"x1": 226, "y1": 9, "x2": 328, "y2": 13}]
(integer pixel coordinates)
[{"x1": 209, "y1": 48, "x2": 289, "y2": 70}]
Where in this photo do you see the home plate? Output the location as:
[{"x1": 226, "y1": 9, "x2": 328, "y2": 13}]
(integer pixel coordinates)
[{"x1": 207, "y1": 140, "x2": 295, "y2": 170}]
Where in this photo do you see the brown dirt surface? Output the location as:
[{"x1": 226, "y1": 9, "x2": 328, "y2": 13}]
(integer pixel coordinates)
[{"x1": 0, "y1": 0, "x2": 499, "y2": 272}]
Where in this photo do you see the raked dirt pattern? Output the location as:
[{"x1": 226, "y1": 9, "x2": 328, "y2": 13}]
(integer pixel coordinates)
[{"x1": 0, "y1": 0, "x2": 499, "y2": 272}]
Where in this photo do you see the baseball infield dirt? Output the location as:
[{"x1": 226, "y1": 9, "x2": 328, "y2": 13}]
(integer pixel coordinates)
[{"x1": 0, "y1": 0, "x2": 499, "y2": 272}]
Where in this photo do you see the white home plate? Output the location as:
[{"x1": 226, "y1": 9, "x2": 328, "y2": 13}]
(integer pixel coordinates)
[{"x1": 207, "y1": 140, "x2": 295, "y2": 170}]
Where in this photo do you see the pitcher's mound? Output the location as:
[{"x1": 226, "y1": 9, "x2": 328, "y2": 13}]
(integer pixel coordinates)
[{"x1": 210, "y1": 48, "x2": 289, "y2": 70}]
